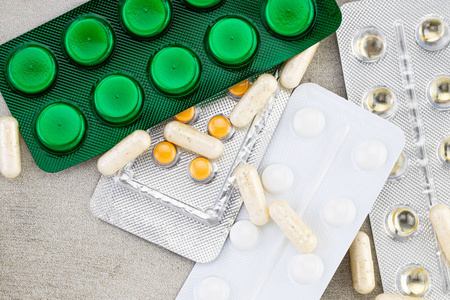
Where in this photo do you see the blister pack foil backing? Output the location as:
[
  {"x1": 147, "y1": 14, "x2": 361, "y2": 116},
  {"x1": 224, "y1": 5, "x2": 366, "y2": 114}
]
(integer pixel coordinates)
[
  {"x1": 176, "y1": 83, "x2": 404, "y2": 300},
  {"x1": 90, "y1": 70, "x2": 293, "y2": 263},
  {"x1": 337, "y1": 0, "x2": 450, "y2": 298}
]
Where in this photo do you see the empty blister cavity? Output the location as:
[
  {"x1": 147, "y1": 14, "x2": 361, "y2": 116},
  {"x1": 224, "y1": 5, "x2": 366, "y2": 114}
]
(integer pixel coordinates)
[
  {"x1": 63, "y1": 15, "x2": 115, "y2": 67},
  {"x1": 35, "y1": 103, "x2": 86, "y2": 154},
  {"x1": 6, "y1": 44, "x2": 58, "y2": 95},
  {"x1": 229, "y1": 220, "x2": 261, "y2": 251},
  {"x1": 288, "y1": 254, "x2": 324, "y2": 285},
  {"x1": 385, "y1": 206, "x2": 419, "y2": 239},
  {"x1": 292, "y1": 107, "x2": 325, "y2": 138},
  {"x1": 261, "y1": 163, "x2": 294, "y2": 195},
  {"x1": 397, "y1": 265, "x2": 430, "y2": 296},
  {"x1": 362, "y1": 86, "x2": 397, "y2": 119},
  {"x1": 208, "y1": 115, "x2": 235, "y2": 141},
  {"x1": 427, "y1": 74, "x2": 450, "y2": 109},
  {"x1": 206, "y1": 16, "x2": 259, "y2": 68},
  {"x1": 322, "y1": 196, "x2": 356, "y2": 228},
  {"x1": 119, "y1": 0, "x2": 172, "y2": 39},
  {"x1": 438, "y1": 135, "x2": 450, "y2": 167},
  {"x1": 152, "y1": 141, "x2": 179, "y2": 168},
  {"x1": 415, "y1": 15, "x2": 450, "y2": 51},
  {"x1": 189, "y1": 157, "x2": 217, "y2": 184},
  {"x1": 92, "y1": 74, "x2": 144, "y2": 126},
  {"x1": 389, "y1": 152, "x2": 408, "y2": 181},
  {"x1": 353, "y1": 139, "x2": 387, "y2": 171},
  {"x1": 352, "y1": 27, "x2": 387, "y2": 63},
  {"x1": 149, "y1": 46, "x2": 201, "y2": 97},
  {"x1": 194, "y1": 276, "x2": 231, "y2": 300},
  {"x1": 262, "y1": 0, "x2": 315, "y2": 39}
]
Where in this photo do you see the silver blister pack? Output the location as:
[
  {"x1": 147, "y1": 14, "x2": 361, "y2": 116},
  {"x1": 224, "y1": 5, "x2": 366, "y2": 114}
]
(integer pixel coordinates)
[
  {"x1": 337, "y1": 0, "x2": 450, "y2": 298},
  {"x1": 90, "y1": 70, "x2": 293, "y2": 262}
]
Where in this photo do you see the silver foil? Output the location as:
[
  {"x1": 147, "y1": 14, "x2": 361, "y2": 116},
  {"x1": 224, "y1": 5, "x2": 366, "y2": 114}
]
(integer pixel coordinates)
[
  {"x1": 90, "y1": 70, "x2": 293, "y2": 262},
  {"x1": 337, "y1": 0, "x2": 450, "y2": 298}
]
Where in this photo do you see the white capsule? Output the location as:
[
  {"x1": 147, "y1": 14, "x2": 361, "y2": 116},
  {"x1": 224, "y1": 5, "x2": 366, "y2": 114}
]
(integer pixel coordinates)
[
  {"x1": 376, "y1": 294, "x2": 430, "y2": 300},
  {"x1": 269, "y1": 200, "x2": 317, "y2": 253},
  {"x1": 164, "y1": 121, "x2": 223, "y2": 160},
  {"x1": 280, "y1": 43, "x2": 320, "y2": 89},
  {"x1": 0, "y1": 116, "x2": 21, "y2": 179},
  {"x1": 235, "y1": 164, "x2": 269, "y2": 226},
  {"x1": 430, "y1": 204, "x2": 450, "y2": 259},
  {"x1": 349, "y1": 231, "x2": 376, "y2": 294},
  {"x1": 353, "y1": 139, "x2": 387, "y2": 171},
  {"x1": 229, "y1": 74, "x2": 278, "y2": 128},
  {"x1": 97, "y1": 130, "x2": 151, "y2": 176}
]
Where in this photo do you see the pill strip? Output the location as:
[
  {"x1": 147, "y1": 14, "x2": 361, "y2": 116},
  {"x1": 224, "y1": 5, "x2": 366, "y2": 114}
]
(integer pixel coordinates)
[
  {"x1": 394, "y1": 22, "x2": 450, "y2": 290},
  {"x1": 90, "y1": 69, "x2": 293, "y2": 262},
  {"x1": 115, "y1": 72, "x2": 280, "y2": 226},
  {"x1": 0, "y1": 0, "x2": 341, "y2": 173},
  {"x1": 176, "y1": 84, "x2": 404, "y2": 300},
  {"x1": 336, "y1": 0, "x2": 450, "y2": 297}
]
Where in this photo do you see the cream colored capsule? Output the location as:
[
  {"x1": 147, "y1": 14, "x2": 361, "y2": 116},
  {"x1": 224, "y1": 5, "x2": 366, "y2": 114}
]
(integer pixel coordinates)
[
  {"x1": 0, "y1": 116, "x2": 21, "y2": 179},
  {"x1": 235, "y1": 164, "x2": 269, "y2": 226},
  {"x1": 376, "y1": 294, "x2": 430, "y2": 300},
  {"x1": 97, "y1": 130, "x2": 151, "y2": 176},
  {"x1": 430, "y1": 203, "x2": 450, "y2": 259},
  {"x1": 349, "y1": 231, "x2": 376, "y2": 294},
  {"x1": 269, "y1": 200, "x2": 317, "y2": 253},
  {"x1": 280, "y1": 43, "x2": 320, "y2": 89},
  {"x1": 164, "y1": 121, "x2": 223, "y2": 159},
  {"x1": 229, "y1": 74, "x2": 278, "y2": 128}
]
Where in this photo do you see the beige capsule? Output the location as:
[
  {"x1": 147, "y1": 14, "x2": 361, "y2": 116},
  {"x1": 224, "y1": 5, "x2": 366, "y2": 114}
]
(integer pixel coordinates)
[
  {"x1": 229, "y1": 74, "x2": 278, "y2": 128},
  {"x1": 97, "y1": 130, "x2": 151, "y2": 176},
  {"x1": 430, "y1": 203, "x2": 450, "y2": 259},
  {"x1": 235, "y1": 164, "x2": 269, "y2": 226},
  {"x1": 0, "y1": 116, "x2": 21, "y2": 179},
  {"x1": 376, "y1": 294, "x2": 430, "y2": 300},
  {"x1": 269, "y1": 200, "x2": 317, "y2": 253},
  {"x1": 164, "y1": 121, "x2": 223, "y2": 160},
  {"x1": 280, "y1": 43, "x2": 320, "y2": 89},
  {"x1": 349, "y1": 231, "x2": 376, "y2": 294}
]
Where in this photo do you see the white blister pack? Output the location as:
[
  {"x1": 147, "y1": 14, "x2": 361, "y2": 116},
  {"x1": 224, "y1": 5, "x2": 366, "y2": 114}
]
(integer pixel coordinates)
[
  {"x1": 337, "y1": 0, "x2": 450, "y2": 298},
  {"x1": 176, "y1": 84, "x2": 405, "y2": 300}
]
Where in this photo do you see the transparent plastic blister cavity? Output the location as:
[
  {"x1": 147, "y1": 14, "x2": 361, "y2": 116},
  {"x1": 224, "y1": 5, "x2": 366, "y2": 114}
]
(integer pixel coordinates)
[
  {"x1": 176, "y1": 84, "x2": 404, "y2": 300},
  {"x1": 337, "y1": 0, "x2": 450, "y2": 298},
  {"x1": 90, "y1": 70, "x2": 293, "y2": 263}
]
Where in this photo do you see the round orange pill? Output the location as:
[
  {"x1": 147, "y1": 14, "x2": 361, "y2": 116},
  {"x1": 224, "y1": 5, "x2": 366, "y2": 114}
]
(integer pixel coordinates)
[
  {"x1": 175, "y1": 106, "x2": 198, "y2": 123},
  {"x1": 208, "y1": 115, "x2": 233, "y2": 140},
  {"x1": 153, "y1": 141, "x2": 178, "y2": 167},
  {"x1": 189, "y1": 157, "x2": 215, "y2": 182},
  {"x1": 228, "y1": 79, "x2": 250, "y2": 98}
]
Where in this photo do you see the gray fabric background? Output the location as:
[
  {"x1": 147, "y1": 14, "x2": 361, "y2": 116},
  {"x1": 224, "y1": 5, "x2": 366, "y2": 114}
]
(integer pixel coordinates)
[{"x1": 0, "y1": 0, "x2": 384, "y2": 299}]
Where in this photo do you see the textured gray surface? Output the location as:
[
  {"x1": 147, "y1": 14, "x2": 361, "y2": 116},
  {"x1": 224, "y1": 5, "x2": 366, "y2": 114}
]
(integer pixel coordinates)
[{"x1": 0, "y1": 0, "x2": 383, "y2": 299}]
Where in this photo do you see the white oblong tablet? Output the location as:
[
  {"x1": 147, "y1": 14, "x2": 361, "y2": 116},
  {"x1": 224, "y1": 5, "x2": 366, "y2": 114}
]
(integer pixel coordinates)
[
  {"x1": 322, "y1": 196, "x2": 356, "y2": 228},
  {"x1": 229, "y1": 220, "x2": 261, "y2": 251},
  {"x1": 288, "y1": 254, "x2": 324, "y2": 285},
  {"x1": 195, "y1": 276, "x2": 231, "y2": 300},
  {"x1": 292, "y1": 107, "x2": 326, "y2": 138},
  {"x1": 353, "y1": 140, "x2": 387, "y2": 171},
  {"x1": 261, "y1": 164, "x2": 294, "y2": 195}
]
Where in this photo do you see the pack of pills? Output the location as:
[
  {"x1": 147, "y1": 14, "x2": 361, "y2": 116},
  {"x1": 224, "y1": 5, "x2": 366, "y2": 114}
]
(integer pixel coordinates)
[
  {"x1": 176, "y1": 83, "x2": 405, "y2": 300},
  {"x1": 90, "y1": 66, "x2": 295, "y2": 262},
  {"x1": 337, "y1": 0, "x2": 450, "y2": 298},
  {"x1": 0, "y1": 0, "x2": 341, "y2": 173}
]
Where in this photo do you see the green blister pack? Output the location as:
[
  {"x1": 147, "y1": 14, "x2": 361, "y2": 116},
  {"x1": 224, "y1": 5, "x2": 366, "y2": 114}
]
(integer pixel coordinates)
[{"x1": 0, "y1": 0, "x2": 341, "y2": 172}]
